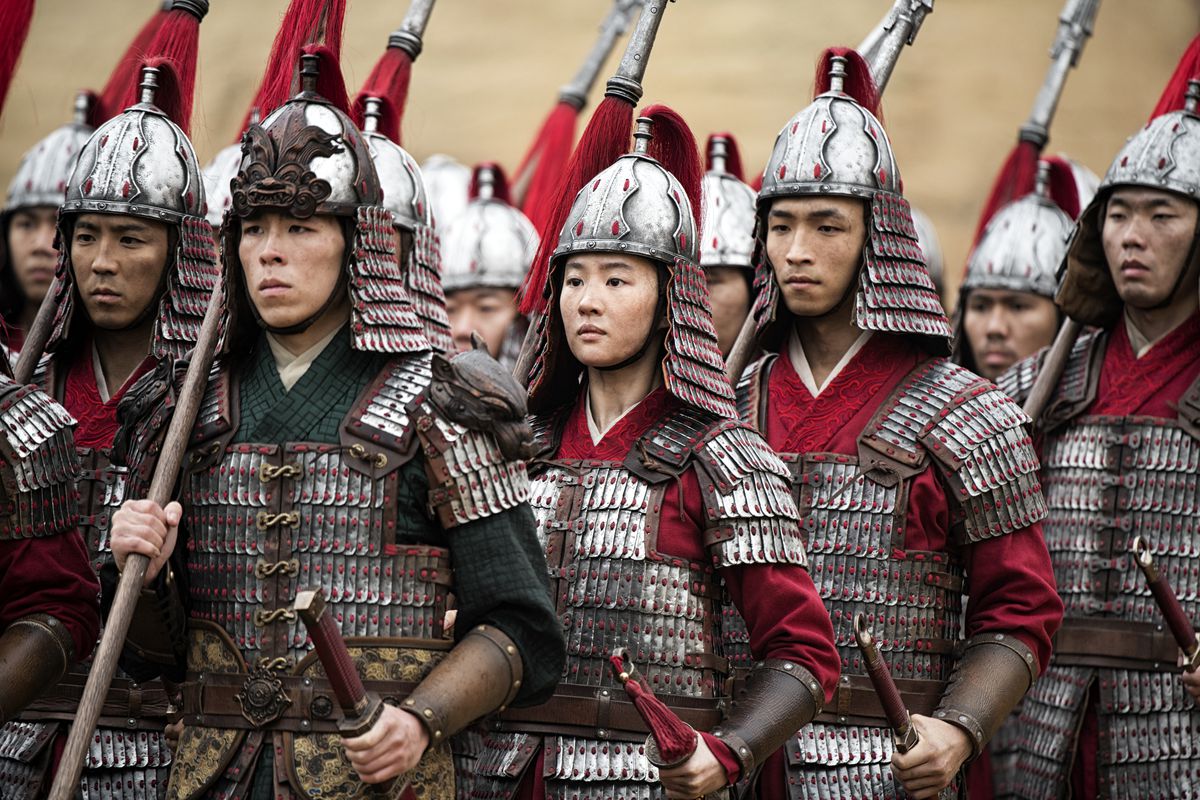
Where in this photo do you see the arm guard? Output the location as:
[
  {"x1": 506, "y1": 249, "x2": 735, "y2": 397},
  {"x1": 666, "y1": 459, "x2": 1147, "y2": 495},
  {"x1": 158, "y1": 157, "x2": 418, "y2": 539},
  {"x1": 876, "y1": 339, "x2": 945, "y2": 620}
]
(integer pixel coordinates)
[
  {"x1": 0, "y1": 613, "x2": 75, "y2": 724},
  {"x1": 934, "y1": 633, "x2": 1039, "y2": 758},
  {"x1": 400, "y1": 624, "x2": 523, "y2": 745},
  {"x1": 708, "y1": 659, "x2": 824, "y2": 775}
]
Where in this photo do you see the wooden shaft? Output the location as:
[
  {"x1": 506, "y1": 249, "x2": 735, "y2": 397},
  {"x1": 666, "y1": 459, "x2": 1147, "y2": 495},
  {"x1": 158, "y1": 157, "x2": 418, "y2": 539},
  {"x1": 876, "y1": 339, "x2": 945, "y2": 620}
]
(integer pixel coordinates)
[
  {"x1": 512, "y1": 310, "x2": 543, "y2": 388},
  {"x1": 723, "y1": 309, "x2": 758, "y2": 386},
  {"x1": 12, "y1": 275, "x2": 61, "y2": 384},
  {"x1": 1021, "y1": 317, "x2": 1082, "y2": 427}
]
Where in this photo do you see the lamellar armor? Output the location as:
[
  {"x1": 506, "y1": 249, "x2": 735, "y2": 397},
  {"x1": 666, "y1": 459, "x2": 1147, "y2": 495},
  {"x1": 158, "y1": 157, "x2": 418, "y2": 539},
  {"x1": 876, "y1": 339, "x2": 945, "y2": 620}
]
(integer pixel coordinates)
[
  {"x1": 992, "y1": 87, "x2": 1200, "y2": 800},
  {"x1": 361, "y1": 97, "x2": 454, "y2": 352}
]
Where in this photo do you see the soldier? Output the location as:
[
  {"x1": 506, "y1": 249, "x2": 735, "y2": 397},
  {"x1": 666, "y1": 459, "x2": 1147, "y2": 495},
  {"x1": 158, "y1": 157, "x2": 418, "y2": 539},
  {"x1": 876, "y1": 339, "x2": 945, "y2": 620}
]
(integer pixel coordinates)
[
  {"x1": 992, "y1": 78, "x2": 1200, "y2": 800},
  {"x1": 471, "y1": 106, "x2": 840, "y2": 800},
  {"x1": 106, "y1": 51, "x2": 563, "y2": 799},
  {"x1": 700, "y1": 134, "x2": 756, "y2": 359},
  {"x1": 441, "y1": 164, "x2": 538, "y2": 368},
  {"x1": 733, "y1": 51, "x2": 1062, "y2": 799}
]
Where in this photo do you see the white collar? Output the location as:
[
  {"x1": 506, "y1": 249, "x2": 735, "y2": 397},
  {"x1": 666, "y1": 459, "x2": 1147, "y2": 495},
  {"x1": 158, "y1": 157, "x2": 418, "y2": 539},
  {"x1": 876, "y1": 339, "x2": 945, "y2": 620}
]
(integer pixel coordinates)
[
  {"x1": 787, "y1": 329, "x2": 873, "y2": 397},
  {"x1": 266, "y1": 326, "x2": 342, "y2": 392},
  {"x1": 91, "y1": 343, "x2": 111, "y2": 402},
  {"x1": 585, "y1": 392, "x2": 646, "y2": 446}
]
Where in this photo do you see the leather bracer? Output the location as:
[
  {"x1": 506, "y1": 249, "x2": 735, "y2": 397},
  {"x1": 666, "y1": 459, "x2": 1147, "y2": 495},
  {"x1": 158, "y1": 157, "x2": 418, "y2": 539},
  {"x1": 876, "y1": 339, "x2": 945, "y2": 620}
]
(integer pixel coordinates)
[
  {"x1": 122, "y1": 564, "x2": 188, "y2": 669},
  {"x1": 401, "y1": 624, "x2": 523, "y2": 745},
  {"x1": 709, "y1": 659, "x2": 824, "y2": 775},
  {"x1": 934, "y1": 633, "x2": 1039, "y2": 759},
  {"x1": 0, "y1": 613, "x2": 75, "y2": 724}
]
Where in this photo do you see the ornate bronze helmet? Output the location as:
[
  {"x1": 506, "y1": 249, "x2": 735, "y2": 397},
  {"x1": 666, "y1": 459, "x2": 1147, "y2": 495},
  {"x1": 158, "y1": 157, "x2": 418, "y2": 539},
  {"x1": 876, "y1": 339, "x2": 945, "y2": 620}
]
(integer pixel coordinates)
[
  {"x1": 442, "y1": 164, "x2": 539, "y2": 293},
  {"x1": 222, "y1": 52, "x2": 428, "y2": 355},
  {"x1": 751, "y1": 54, "x2": 952, "y2": 353},
  {"x1": 526, "y1": 114, "x2": 737, "y2": 419},
  {"x1": 49, "y1": 65, "x2": 219, "y2": 362},
  {"x1": 1058, "y1": 80, "x2": 1200, "y2": 327},
  {"x1": 700, "y1": 135, "x2": 756, "y2": 271}
]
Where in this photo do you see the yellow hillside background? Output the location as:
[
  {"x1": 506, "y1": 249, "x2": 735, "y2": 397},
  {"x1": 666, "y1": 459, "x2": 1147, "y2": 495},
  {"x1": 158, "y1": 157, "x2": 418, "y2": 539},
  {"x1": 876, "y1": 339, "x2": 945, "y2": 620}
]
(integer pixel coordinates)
[{"x1": 2, "y1": 0, "x2": 1196, "y2": 305}]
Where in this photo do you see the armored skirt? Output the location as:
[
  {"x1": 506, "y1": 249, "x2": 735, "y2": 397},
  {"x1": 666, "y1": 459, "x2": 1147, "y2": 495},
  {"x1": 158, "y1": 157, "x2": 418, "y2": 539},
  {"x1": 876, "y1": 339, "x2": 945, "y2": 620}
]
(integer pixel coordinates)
[
  {"x1": 471, "y1": 385, "x2": 840, "y2": 800},
  {"x1": 737, "y1": 332, "x2": 1062, "y2": 800}
]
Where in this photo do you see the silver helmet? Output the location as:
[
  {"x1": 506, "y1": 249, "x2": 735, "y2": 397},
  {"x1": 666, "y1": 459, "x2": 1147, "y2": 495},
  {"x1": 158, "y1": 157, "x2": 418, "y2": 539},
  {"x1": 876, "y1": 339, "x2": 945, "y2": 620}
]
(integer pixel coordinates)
[
  {"x1": 48, "y1": 66, "x2": 219, "y2": 362},
  {"x1": 223, "y1": 53, "x2": 427, "y2": 355},
  {"x1": 1059, "y1": 80, "x2": 1200, "y2": 327},
  {"x1": 201, "y1": 141, "x2": 243, "y2": 228},
  {"x1": 699, "y1": 135, "x2": 756, "y2": 270},
  {"x1": 442, "y1": 165, "x2": 539, "y2": 293},
  {"x1": 527, "y1": 117, "x2": 737, "y2": 420},
  {"x1": 752, "y1": 55, "x2": 951, "y2": 352},
  {"x1": 420, "y1": 154, "x2": 471, "y2": 229},
  {"x1": 360, "y1": 97, "x2": 452, "y2": 352},
  {"x1": 4, "y1": 93, "x2": 93, "y2": 214}
]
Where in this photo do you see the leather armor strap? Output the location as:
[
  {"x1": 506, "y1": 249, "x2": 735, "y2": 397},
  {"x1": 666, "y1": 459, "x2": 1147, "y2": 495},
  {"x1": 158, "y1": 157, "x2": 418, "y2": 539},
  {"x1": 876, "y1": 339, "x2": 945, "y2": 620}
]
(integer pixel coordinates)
[
  {"x1": 400, "y1": 624, "x2": 524, "y2": 745},
  {"x1": 495, "y1": 684, "x2": 723, "y2": 741},
  {"x1": 1053, "y1": 617, "x2": 1186, "y2": 671},
  {"x1": 0, "y1": 613, "x2": 75, "y2": 724},
  {"x1": 709, "y1": 659, "x2": 824, "y2": 775},
  {"x1": 123, "y1": 565, "x2": 188, "y2": 668},
  {"x1": 935, "y1": 633, "x2": 1037, "y2": 759},
  {"x1": 21, "y1": 671, "x2": 172, "y2": 727},
  {"x1": 813, "y1": 674, "x2": 948, "y2": 727}
]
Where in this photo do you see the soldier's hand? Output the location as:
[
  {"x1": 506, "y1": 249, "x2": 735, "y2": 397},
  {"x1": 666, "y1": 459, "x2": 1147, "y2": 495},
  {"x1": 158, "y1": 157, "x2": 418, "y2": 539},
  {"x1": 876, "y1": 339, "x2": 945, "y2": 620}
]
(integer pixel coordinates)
[
  {"x1": 1180, "y1": 653, "x2": 1200, "y2": 701},
  {"x1": 891, "y1": 714, "x2": 972, "y2": 799},
  {"x1": 656, "y1": 734, "x2": 728, "y2": 799},
  {"x1": 342, "y1": 704, "x2": 429, "y2": 784},
  {"x1": 110, "y1": 500, "x2": 182, "y2": 585}
]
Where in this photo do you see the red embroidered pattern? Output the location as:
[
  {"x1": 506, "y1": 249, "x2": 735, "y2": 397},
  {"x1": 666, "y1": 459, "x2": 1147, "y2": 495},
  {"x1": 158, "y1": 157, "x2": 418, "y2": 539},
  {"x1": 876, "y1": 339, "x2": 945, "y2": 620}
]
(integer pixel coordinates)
[
  {"x1": 557, "y1": 386, "x2": 677, "y2": 461},
  {"x1": 62, "y1": 350, "x2": 154, "y2": 450},
  {"x1": 1089, "y1": 311, "x2": 1200, "y2": 417}
]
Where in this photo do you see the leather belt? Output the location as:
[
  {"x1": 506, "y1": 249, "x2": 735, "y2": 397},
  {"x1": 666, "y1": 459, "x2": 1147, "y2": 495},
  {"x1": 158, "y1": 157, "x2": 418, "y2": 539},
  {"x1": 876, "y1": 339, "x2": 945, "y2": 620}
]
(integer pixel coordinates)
[
  {"x1": 22, "y1": 671, "x2": 172, "y2": 730},
  {"x1": 814, "y1": 674, "x2": 947, "y2": 727},
  {"x1": 495, "y1": 684, "x2": 723, "y2": 741},
  {"x1": 1053, "y1": 618, "x2": 1184, "y2": 671}
]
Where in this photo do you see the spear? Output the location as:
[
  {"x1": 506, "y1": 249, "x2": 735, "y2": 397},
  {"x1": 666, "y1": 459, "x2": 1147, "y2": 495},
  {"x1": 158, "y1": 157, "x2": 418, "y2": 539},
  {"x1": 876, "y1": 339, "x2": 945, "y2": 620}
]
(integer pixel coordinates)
[{"x1": 856, "y1": 0, "x2": 935, "y2": 95}]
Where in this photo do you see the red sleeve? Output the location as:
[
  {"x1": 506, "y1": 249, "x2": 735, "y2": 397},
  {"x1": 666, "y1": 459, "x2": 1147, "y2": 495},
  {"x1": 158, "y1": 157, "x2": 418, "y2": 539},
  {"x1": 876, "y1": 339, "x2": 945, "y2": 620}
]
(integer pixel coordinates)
[
  {"x1": 961, "y1": 522, "x2": 1063, "y2": 673},
  {"x1": 0, "y1": 533, "x2": 101, "y2": 660}
]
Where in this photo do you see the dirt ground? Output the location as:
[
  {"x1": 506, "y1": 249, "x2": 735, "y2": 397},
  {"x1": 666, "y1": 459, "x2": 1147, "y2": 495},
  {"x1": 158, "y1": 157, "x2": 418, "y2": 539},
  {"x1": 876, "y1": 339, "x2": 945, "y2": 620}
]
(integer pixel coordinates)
[{"x1": 2, "y1": 0, "x2": 1197, "y2": 304}]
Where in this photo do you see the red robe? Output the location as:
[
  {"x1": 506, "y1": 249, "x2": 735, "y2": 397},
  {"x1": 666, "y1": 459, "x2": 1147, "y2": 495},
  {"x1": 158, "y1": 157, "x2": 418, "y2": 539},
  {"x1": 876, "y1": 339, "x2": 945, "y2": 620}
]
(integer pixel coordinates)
[
  {"x1": 518, "y1": 387, "x2": 841, "y2": 798},
  {"x1": 60, "y1": 345, "x2": 155, "y2": 450},
  {"x1": 1069, "y1": 311, "x2": 1200, "y2": 799},
  {"x1": 757, "y1": 334, "x2": 1062, "y2": 800},
  {"x1": 0, "y1": 533, "x2": 99, "y2": 661}
]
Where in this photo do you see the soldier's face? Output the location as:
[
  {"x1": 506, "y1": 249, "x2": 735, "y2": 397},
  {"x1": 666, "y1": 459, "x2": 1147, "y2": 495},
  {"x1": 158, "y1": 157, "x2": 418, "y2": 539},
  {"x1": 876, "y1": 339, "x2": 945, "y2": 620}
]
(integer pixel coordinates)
[
  {"x1": 559, "y1": 253, "x2": 662, "y2": 369},
  {"x1": 446, "y1": 287, "x2": 519, "y2": 357},
  {"x1": 963, "y1": 288, "x2": 1059, "y2": 380},
  {"x1": 705, "y1": 266, "x2": 751, "y2": 358},
  {"x1": 1102, "y1": 187, "x2": 1199, "y2": 310},
  {"x1": 70, "y1": 213, "x2": 170, "y2": 330},
  {"x1": 766, "y1": 196, "x2": 867, "y2": 319},
  {"x1": 239, "y1": 212, "x2": 345, "y2": 330},
  {"x1": 7, "y1": 206, "x2": 58, "y2": 305}
]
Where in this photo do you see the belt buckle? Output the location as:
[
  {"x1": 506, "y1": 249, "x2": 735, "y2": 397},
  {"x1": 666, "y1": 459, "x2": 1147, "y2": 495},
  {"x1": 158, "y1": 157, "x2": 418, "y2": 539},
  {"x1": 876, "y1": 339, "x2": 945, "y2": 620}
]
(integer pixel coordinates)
[{"x1": 235, "y1": 659, "x2": 292, "y2": 727}]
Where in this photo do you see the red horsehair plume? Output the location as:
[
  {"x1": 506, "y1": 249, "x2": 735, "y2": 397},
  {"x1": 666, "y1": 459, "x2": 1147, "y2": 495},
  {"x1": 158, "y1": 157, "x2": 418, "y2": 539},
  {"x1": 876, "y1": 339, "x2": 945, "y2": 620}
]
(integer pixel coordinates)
[
  {"x1": 706, "y1": 132, "x2": 746, "y2": 182},
  {"x1": 468, "y1": 163, "x2": 513, "y2": 204},
  {"x1": 0, "y1": 0, "x2": 35, "y2": 115},
  {"x1": 813, "y1": 47, "x2": 883, "y2": 122},
  {"x1": 1151, "y1": 33, "x2": 1200, "y2": 119}
]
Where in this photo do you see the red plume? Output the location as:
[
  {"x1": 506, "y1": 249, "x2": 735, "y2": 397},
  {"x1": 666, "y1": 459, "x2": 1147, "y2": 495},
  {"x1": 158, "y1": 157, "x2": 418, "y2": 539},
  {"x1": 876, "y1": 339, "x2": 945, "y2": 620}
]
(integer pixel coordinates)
[
  {"x1": 813, "y1": 46, "x2": 883, "y2": 123},
  {"x1": 971, "y1": 142, "x2": 1040, "y2": 245},
  {"x1": 241, "y1": 0, "x2": 347, "y2": 132},
  {"x1": 0, "y1": 0, "x2": 35, "y2": 116},
  {"x1": 299, "y1": 44, "x2": 349, "y2": 114},
  {"x1": 706, "y1": 132, "x2": 745, "y2": 182},
  {"x1": 104, "y1": 4, "x2": 206, "y2": 133},
  {"x1": 518, "y1": 95, "x2": 635, "y2": 314},
  {"x1": 516, "y1": 101, "x2": 580, "y2": 239},
  {"x1": 94, "y1": 2, "x2": 168, "y2": 124},
  {"x1": 1041, "y1": 155, "x2": 1082, "y2": 219},
  {"x1": 1151, "y1": 33, "x2": 1200, "y2": 119},
  {"x1": 468, "y1": 163, "x2": 512, "y2": 204},
  {"x1": 608, "y1": 653, "x2": 696, "y2": 766},
  {"x1": 141, "y1": 57, "x2": 186, "y2": 131},
  {"x1": 641, "y1": 104, "x2": 703, "y2": 237},
  {"x1": 352, "y1": 47, "x2": 413, "y2": 145}
]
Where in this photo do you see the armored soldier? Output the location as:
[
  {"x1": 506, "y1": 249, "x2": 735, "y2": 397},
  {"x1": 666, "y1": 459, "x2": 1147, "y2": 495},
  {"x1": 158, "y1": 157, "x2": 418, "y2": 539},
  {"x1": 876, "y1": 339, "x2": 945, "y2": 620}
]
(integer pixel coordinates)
[
  {"x1": 700, "y1": 134, "x2": 756, "y2": 359},
  {"x1": 992, "y1": 79, "x2": 1200, "y2": 800},
  {"x1": 106, "y1": 51, "x2": 562, "y2": 800},
  {"x1": 734, "y1": 52, "x2": 1062, "y2": 799},
  {"x1": 470, "y1": 107, "x2": 840, "y2": 800},
  {"x1": 441, "y1": 164, "x2": 538, "y2": 368},
  {"x1": 421, "y1": 154, "x2": 472, "y2": 230}
]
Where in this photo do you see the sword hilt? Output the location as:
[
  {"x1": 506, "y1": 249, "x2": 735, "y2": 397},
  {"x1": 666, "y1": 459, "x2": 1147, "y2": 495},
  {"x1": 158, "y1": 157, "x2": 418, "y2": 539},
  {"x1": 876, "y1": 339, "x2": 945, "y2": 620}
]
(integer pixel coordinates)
[
  {"x1": 854, "y1": 614, "x2": 919, "y2": 752},
  {"x1": 1133, "y1": 537, "x2": 1200, "y2": 672},
  {"x1": 295, "y1": 588, "x2": 374, "y2": 720}
]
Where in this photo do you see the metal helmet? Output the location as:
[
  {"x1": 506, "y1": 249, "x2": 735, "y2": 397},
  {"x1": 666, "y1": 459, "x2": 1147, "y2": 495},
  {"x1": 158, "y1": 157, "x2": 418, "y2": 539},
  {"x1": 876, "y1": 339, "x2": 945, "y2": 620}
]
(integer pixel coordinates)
[
  {"x1": 223, "y1": 53, "x2": 427, "y2": 355},
  {"x1": 49, "y1": 66, "x2": 219, "y2": 362},
  {"x1": 751, "y1": 55, "x2": 951, "y2": 352},
  {"x1": 442, "y1": 165, "x2": 539, "y2": 293},
  {"x1": 360, "y1": 97, "x2": 452, "y2": 352},
  {"x1": 1061, "y1": 154, "x2": 1100, "y2": 211},
  {"x1": 4, "y1": 93, "x2": 93, "y2": 214},
  {"x1": 1058, "y1": 80, "x2": 1200, "y2": 327},
  {"x1": 527, "y1": 117, "x2": 737, "y2": 420},
  {"x1": 420, "y1": 154, "x2": 471, "y2": 229},
  {"x1": 201, "y1": 140, "x2": 245, "y2": 228},
  {"x1": 700, "y1": 135, "x2": 756, "y2": 270}
]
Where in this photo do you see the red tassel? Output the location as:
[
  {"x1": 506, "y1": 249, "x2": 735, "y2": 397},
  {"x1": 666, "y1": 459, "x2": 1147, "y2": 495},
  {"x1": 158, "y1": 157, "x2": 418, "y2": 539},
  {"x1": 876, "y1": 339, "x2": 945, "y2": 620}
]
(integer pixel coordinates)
[
  {"x1": 1042, "y1": 155, "x2": 1082, "y2": 219},
  {"x1": 608, "y1": 654, "x2": 696, "y2": 766},
  {"x1": 0, "y1": 0, "x2": 35, "y2": 115},
  {"x1": 141, "y1": 57, "x2": 186, "y2": 132},
  {"x1": 94, "y1": 2, "x2": 166, "y2": 124},
  {"x1": 1150, "y1": 33, "x2": 1200, "y2": 119},
  {"x1": 516, "y1": 101, "x2": 580, "y2": 238},
  {"x1": 117, "y1": 8, "x2": 202, "y2": 133},
  {"x1": 352, "y1": 47, "x2": 413, "y2": 145},
  {"x1": 242, "y1": 0, "x2": 347, "y2": 131},
  {"x1": 750, "y1": 171, "x2": 764, "y2": 192},
  {"x1": 518, "y1": 95, "x2": 634, "y2": 314},
  {"x1": 468, "y1": 163, "x2": 512, "y2": 204},
  {"x1": 299, "y1": 44, "x2": 350, "y2": 114},
  {"x1": 706, "y1": 132, "x2": 745, "y2": 182},
  {"x1": 813, "y1": 47, "x2": 883, "y2": 123},
  {"x1": 971, "y1": 140, "x2": 1039, "y2": 245},
  {"x1": 641, "y1": 104, "x2": 703, "y2": 238}
]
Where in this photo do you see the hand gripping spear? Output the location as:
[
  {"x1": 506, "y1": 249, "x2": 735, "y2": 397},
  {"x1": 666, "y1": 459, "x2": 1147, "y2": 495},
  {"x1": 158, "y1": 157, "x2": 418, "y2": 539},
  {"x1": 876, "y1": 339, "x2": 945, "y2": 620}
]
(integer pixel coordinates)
[
  {"x1": 47, "y1": 278, "x2": 226, "y2": 800},
  {"x1": 1133, "y1": 536, "x2": 1200, "y2": 673}
]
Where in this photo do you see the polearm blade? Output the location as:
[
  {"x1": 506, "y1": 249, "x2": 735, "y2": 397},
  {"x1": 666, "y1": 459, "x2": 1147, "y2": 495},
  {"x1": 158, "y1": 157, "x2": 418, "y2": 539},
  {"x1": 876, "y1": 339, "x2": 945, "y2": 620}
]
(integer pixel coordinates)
[
  {"x1": 858, "y1": 0, "x2": 935, "y2": 94},
  {"x1": 1133, "y1": 536, "x2": 1200, "y2": 671},
  {"x1": 853, "y1": 613, "x2": 919, "y2": 753},
  {"x1": 558, "y1": 0, "x2": 642, "y2": 111},
  {"x1": 1020, "y1": 0, "x2": 1101, "y2": 149},
  {"x1": 47, "y1": 277, "x2": 227, "y2": 800}
]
